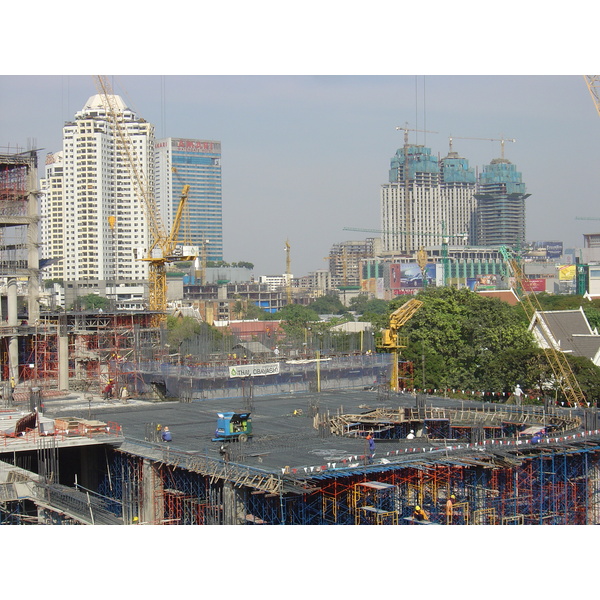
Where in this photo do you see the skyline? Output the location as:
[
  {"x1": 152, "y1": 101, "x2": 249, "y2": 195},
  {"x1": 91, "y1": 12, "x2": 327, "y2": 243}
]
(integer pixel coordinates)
[{"x1": 2, "y1": 75, "x2": 600, "y2": 277}]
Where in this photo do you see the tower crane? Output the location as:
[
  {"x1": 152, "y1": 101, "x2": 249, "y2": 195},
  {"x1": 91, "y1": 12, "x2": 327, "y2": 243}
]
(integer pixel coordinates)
[
  {"x1": 343, "y1": 223, "x2": 468, "y2": 286},
  {"x1": 94, "y1": 76, "x2": 196, "y2": 323},
  {"x1": 378, "y1": 298, "x2": 423, "y2": 391},
  {"x1": 448, "y1": 135, "x2": 515, "y2": 160},
  {"x1": 395, "y1": 123, "x2": 438, "y2": 251},
  {"x1": 584, "y1": 76, "x2": 600, "y2": 118},
  {"x1": 499, "y1": 245, "x2": 587, "y2": 408}
]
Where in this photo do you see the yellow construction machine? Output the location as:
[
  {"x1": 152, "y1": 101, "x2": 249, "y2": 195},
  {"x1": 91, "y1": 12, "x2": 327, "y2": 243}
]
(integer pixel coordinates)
[{"x1": 379, "y1": 298, "x2": 423, "y2": 391}]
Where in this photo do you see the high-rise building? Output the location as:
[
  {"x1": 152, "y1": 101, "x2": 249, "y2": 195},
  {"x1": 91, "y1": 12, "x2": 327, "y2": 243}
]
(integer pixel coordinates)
[
  {"x1": 327, "y1": 238, "x2": 381, "y2": 287},
  {"x1": 474, "y1": 157, "x2": 530, "y2": 247},
  {"x1": 155, "y1": 137, "x2": 222, "y2": 262},
  {"x1": 380, "y1": 143, "x2": 476, "y2": 254},
  {"x1": 40, "y1": 94, "x2": 154, "y2": 285}
]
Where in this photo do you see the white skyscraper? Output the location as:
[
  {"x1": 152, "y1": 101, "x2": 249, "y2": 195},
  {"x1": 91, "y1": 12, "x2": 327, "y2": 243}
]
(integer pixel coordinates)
[
  {"x1": 380, "y1": 144, "x2": 476, "y2": 254},
  {"x1": 41, "y1": 94, "x2": 154, "y2": 286}
]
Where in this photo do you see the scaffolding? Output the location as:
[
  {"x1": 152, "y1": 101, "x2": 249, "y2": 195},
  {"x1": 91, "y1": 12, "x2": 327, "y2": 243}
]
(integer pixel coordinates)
[{"x1": 103, "y1": 436, "x2": 600, "y2": 526}]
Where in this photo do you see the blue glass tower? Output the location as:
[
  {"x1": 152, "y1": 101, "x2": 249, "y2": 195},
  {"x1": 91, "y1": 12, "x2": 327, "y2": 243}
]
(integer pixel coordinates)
[
  {"x1": 474, "y1": 158, "x2": 530, "y2": 248},
  {"x1": 155, "y1": 137, "x2": 223, "y2": 261}
]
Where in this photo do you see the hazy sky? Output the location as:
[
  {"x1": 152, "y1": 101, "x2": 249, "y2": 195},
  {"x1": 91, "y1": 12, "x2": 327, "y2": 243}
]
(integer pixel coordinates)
[
  {"x1": 2, "y1": 74, "x2": 599, "y2": 277},
  {"x1": 2, "y1": 2, "x2": 597, "y2": 278}
]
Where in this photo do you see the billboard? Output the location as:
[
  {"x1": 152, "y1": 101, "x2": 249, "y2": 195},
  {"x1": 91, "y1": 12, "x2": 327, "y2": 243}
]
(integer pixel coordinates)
[
  {"x1": 466, "y1": 274, "x2": 499, "y2": 290},
  {"x1": 531, "y1": 241, "x2": 563, "y2": 260},
  {"x1": 390, "y1": 264, "x2": 402, "y2": 290},
  {"x1": 558, "y1": 265, "x2": 576, "y2": 281},
  {"x1": 522, "y1": 278, "x2": 546, "y2": 292},
  {"x1": 399, "y1": 262, "x2": 436, "y2": 288}
]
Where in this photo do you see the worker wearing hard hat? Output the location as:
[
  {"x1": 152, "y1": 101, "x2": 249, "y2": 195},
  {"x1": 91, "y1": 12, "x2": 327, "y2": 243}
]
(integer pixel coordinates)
[
  {"x1": 445, "y1": 495, "x2": 456, "y2": 524},
  {"x1": 407, "y1": 429, "x2": 415, "y2": 439},
  {"x1": 413, "y1": 506, "x2": 429, "y2": 521}
]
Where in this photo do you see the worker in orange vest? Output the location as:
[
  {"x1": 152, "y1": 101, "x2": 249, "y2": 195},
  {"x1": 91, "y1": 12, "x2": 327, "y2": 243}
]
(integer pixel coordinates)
[{"x1": 445, "y1": 495, "x2": 456, "y2": 524}]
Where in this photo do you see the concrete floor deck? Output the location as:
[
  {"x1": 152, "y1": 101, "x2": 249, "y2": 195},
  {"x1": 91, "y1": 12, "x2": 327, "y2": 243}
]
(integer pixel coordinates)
[{"x1": 41, "y1": 389, "x2": 557, "y2": 474}]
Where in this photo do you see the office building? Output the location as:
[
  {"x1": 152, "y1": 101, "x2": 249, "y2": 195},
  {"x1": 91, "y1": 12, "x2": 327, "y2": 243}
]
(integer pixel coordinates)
[
  {"x1": 474, "y1": 156, "x2": 530, "y2": 247},
  {"x1": 155, "y1": 138, "x2": 223, "y2": 262}
]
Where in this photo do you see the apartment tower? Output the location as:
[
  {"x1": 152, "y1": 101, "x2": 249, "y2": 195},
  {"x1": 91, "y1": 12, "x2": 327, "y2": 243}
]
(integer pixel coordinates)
[
  {"x1": 41, "y1": 94, "x2": 154, "y2": 285},
  {"x1": 380, "y1": 140, "x2": 476, "y2": 254}
]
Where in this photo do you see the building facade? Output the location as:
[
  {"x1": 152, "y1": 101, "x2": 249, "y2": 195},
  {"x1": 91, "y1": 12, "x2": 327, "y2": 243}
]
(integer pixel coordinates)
[
  {"x1": 474, "y1": 158, "x2": 530, "y2": 247},
  {"x1": 40, "y1": 94, "x2": 154, "y2": 286},
  {"x1": 155, "y1": 138, "x2": 223, "y2": 263},
  {"x1": 327, "y1": 238, "x2": 380, "y2": 288},
  {"x1": 380, "y1": 144, "x2": 476, "y2": 254}
]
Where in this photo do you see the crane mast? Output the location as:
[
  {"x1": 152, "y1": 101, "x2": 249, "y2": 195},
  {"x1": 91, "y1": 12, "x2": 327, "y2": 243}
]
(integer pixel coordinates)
[{"x1": 94, "y1": 76, "x2": 195, "y2": 323}]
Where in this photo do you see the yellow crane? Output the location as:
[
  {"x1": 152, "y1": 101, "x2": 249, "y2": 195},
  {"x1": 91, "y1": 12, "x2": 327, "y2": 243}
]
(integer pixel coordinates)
[
  {"x1": 378, "y1": 298, "x2": 423, "y2": 391},
  {"x1": 94, "y1": 76, "x2": 196, "y2": 322},
  {"x1": 499, "y1": 245, "x2": 587, "y2": 408},
  {"x1": 584, "y1": 76, "x2": 600, "y2": 117}
]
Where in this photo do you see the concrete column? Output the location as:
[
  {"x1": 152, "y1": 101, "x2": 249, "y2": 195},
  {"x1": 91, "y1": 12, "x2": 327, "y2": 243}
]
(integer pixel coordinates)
[
  {"x1": 26, "y1": 178, "x2": 40, "y2": 323},
  {"x1": 140, "y1": 458, "x2": 162, "y2": 525},
  {"x1": 222, "y1": 482, "x2": 247, "y2": 524},
  {"x1": 7, "y1": 279, "x2": 18, "y2": 383},
  {"x1": 587, "y1": 458, "x2": 600, "y2": 525},
  {"x1": 7, "y1": 278, "x2": 17, "y2": 326},
  {"x1": 58, "y1": 315, "x2": 69, "y2": 391}
]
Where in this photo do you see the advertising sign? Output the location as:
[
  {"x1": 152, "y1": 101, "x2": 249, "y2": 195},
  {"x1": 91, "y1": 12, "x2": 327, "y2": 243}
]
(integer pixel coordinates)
[
  {"x1": 400, "y1": 262, "x2": 436, "y2": 288},
  {"x1": 559, "y1": 265, "x2": 576, "y2": 281},
  {"x1": 229, "y1": 363, "x2": 280, "y2": 378},
  {"x1": 532, "y1": 241, "x2": 563, "y2": 260},
  {"x1": 522, "y1": 278, "x2": 546, "y2": 292},
  {"x1": 390, "y1": 264, "x2": 402, "y2": 290}
]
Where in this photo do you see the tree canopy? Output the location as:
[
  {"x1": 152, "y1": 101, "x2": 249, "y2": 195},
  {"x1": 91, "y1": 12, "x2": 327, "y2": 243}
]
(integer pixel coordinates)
[{"x1": 393, "y1": 287, "x2": 587, "y2": 399}]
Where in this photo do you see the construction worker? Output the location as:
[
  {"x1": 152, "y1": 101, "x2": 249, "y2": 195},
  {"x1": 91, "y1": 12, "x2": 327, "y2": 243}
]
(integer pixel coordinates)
[
  {"x1": 367, "y1": 434, "x2": 375, "y2": 463},
  {"x1": 445, "y1": 494, "x2": 456, "y2": 524},
  {"x1": 407, "y1": 429, "x2": 415, "y2": 439},
  {"x1": 413, "y1": 505, "x2": 428, "y2": 521},
  {"x1": 103, "y1": 379, "x2": 114, "y2": 401},
  {"x1": 162, "y1": 426, "x2": 172, "y2": 442}
]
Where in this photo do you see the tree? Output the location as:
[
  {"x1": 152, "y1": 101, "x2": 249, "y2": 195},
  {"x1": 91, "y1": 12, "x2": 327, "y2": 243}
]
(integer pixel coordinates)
[
  {"x1": 79, "y1": 293, "x2": 110, "y2": 311},
  {"x1": 308, "y1": 294, "x2": 346, "y2": 315},
  {"x1": 275, "y1": 304, "x2": 321, "y2": 340},
  {"x1": 400, "y1": 287, "x2": 537, "y2": 392}
]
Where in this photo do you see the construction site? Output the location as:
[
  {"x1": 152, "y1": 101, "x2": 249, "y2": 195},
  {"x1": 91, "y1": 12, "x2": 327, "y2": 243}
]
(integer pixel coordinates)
[
  {"x1": 3, "y1": 81, "x2": 600, "y2": 529},
  {"x1": 2, "y1": 148, "x2": 600, "y2": 526}
]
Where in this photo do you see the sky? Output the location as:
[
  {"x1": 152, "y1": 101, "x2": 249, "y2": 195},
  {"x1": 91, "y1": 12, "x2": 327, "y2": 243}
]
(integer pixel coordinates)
[
  {"x1": 2, "y1": 4, "x2": 598, "y2": 281},
  {"x1": 3, "y1": 74, "x2": 599, "y2": 278}
]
